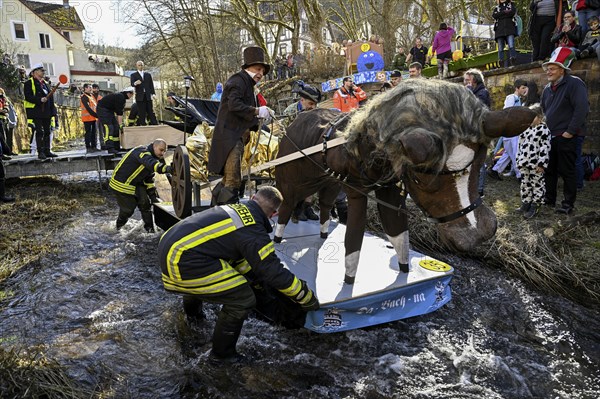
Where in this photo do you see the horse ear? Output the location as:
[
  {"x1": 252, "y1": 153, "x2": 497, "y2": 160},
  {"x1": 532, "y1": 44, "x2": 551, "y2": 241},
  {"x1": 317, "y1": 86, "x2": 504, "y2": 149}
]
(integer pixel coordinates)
[
  {"x1": 398, "y1": 128, "x2": 441, "y2": 166},
  {"x1": 483, "y1": 107, "x2": 537, "y2": 139}
]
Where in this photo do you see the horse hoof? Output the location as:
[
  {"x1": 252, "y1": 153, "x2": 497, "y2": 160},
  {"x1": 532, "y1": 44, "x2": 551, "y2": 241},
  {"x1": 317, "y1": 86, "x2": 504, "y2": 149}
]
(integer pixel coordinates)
[
  {"x1": 399, "y1": 263, "x2": 409, "y2": 273},
  {"x1": 320, "y1": 232, "x2": 328, "y2": 239},
  {"x1": 344, "y1": 275, "x2": 355, "y2": 284},
  {"x1": 273, "y1": 236, "x2": 282, "y2": 243}
]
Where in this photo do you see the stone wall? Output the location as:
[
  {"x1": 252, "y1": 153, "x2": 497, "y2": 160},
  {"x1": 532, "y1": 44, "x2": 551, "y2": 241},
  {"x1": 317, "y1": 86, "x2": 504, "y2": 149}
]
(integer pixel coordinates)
[{"x1": 480, "y1": 58, "x2": 599, "y2": 154}]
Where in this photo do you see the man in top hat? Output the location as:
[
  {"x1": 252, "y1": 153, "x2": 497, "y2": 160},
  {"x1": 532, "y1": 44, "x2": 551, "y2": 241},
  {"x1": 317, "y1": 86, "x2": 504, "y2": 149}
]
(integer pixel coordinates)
[
  {"x1": 23, "y1": 63, "x2": 58, "y2": 160},
  {"x1": 208, "y1": 46, "x2": 273, "y2": 205},
  {"x1": 540, "y1": 47, "x2": 589, "y2": 215}
]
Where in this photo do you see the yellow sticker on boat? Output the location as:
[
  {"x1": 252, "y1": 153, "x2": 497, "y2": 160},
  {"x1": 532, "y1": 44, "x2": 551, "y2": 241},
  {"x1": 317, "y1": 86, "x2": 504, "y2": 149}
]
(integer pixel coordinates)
[{"x1": 419, "y1": 259, "x2": 452, "y2": 272}]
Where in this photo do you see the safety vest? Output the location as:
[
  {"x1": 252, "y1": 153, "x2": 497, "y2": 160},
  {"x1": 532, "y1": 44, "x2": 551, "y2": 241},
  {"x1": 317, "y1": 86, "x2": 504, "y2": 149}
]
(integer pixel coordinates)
[
  {"x1": 80, "y1": 93, "x2": 97, "y2": 122},
  {"x1": 23, "y1": 78, "x2": 36, "y2": 109}
]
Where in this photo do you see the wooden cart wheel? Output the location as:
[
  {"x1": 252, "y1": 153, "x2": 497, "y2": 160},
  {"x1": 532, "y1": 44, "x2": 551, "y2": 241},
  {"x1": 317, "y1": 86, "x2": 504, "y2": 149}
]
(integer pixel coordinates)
[{"x1": 171, "y1": 144, "x2": 192, "y2": 218}]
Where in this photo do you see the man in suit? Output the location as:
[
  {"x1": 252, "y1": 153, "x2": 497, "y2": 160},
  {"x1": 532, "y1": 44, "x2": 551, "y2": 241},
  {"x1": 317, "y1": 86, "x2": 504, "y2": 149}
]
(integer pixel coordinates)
[
  {"x1": 207, "y1": 46, "x2": 272, "y2": 205},
  {"x1": 130, "y1": 60, "x2": 158, "y2": 126}
]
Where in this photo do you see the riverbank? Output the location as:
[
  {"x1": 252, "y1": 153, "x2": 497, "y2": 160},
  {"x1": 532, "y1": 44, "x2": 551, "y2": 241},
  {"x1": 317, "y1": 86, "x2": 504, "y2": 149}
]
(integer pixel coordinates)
[
  {"x1": 0, "y1": 174, "x2": 599, "y2": 397},
  {"x1": 367, "y1": 174, "x2": 600, "y2": 306}
]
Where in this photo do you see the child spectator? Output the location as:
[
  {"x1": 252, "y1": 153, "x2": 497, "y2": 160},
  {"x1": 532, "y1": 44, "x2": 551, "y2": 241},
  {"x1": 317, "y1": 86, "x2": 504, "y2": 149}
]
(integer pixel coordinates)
[
  {"x1": 516, "y1": 104, "x2": 551, "y2": 219},
  {"x1": 578, "y1": 15, "x2": 600, "y2": 60}
]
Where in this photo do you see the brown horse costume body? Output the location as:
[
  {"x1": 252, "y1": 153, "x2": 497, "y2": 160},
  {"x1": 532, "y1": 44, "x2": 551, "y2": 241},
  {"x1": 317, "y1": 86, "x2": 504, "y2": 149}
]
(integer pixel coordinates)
[{"x1": 274, "y1": 79, "x2": 535, "y2": 284}]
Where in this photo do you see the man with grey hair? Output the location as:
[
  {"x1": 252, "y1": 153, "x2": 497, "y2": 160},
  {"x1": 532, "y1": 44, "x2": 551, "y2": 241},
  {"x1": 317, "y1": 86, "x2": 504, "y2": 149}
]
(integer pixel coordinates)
[
  {"x1": 130, "y1": 60, "x2": 158, "y2": 126},
  {"x1": 540, "y1": 47, "x2": 588, "y2": 215}
]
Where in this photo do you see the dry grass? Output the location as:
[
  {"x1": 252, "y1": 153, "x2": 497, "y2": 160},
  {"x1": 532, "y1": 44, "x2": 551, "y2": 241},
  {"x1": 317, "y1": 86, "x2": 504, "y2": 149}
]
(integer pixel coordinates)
[
  {"x1": 366, "y1": 176, "x2": 600, "y2": 306},
  {"x1": 0, "y1": 177, "x2": 109, "y2": 397},
  {"x1": 0, "y1": 347, "x2": 96, "y2": 398}
]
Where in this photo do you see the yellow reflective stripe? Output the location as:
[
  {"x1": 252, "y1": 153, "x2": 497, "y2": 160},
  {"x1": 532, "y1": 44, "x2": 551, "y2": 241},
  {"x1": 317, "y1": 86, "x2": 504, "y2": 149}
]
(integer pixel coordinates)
[
  {"x1": 162, "y1": 259, "x2": 247, "y2": 294},
  {"x1": 232, "y1": 259, "x2": 251, "y2": 275},
  {"x1": 109, "y1": 151, "x2": 138, "y2": 194},
  {"x1": 144, "y1": 181, "x2": 155, "y2": 188},
  {"x1": 279, "y1": 276, "x2": 302, "y2": 297},
  {"x1": 166, "y1": 219, "x2": 237, "y2": 281},
  {"x1": 258, "y1": 241, "x2": 274, "y2": 260},
  {"x1": 24, "y1": 79, "x2": 36, "y2": 108},
  {"x1": 125, "y1": 165, "x2": 145, "y2": 185},
  {"x1": 109, "y1": 179, "x2": 135, "y2": 195}
]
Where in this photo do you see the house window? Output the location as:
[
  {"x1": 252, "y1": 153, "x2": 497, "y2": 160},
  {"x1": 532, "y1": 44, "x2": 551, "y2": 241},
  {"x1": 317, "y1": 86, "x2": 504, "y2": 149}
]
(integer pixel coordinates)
[
  {"x1": 12, "y1": 22, "x2": 27, "y2": 40},
  {"x1": 68, "y1": 50, "x2": 74, "y2": 66},
  {"x1": 16, "y1": 54, "x2": 31, "y2": 68},
  {"x1": 42, "y1": 63, "x2": 55, "y2": 76},
  {"x1": 280, "y1": 44, "x2": 287, "y2": 55},
  {"x1": 301, "y1": 22, "x2": 308, "y2": 35},
  {"x1": 63, "y1": 31, "x2": 71, "y2": 41},
  {"x1": 39, "y1": 33, "x2": 51, "y2": 49}
]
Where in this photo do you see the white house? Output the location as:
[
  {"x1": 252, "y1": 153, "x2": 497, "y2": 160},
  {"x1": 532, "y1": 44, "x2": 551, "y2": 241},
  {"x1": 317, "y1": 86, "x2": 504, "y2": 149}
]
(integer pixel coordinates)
[
  {"x1": 240, "y1": 8, "x2": 333, "y2": 61},
  {"x1": 0, "y1": 0, "x2": 74, "y2": 81},
  {"x1": 0, "y1": 0, "x2": 128, "y2": 91}
]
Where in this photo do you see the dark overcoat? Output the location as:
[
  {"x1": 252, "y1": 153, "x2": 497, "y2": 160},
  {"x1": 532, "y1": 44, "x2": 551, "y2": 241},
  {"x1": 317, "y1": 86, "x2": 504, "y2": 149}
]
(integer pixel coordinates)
[
  {"x1": 207, "y1": 70, "x2": 259, "y2": 175},
  {"x1": 493, "y1": 1, "x2": 518, "y2": 39}
]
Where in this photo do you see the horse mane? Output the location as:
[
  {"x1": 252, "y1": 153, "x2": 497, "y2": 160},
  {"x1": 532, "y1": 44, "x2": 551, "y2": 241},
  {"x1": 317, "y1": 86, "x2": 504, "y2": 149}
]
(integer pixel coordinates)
[{"x1": 343, "y1": 79, "x2": 488, "y2": 173}]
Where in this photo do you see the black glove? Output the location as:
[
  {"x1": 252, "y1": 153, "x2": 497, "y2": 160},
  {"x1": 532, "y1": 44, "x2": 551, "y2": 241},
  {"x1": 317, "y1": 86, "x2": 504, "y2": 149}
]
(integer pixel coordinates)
[
  {"x1": 148, "y1": 188, "x2": 160, "y2": 203},
  {"x1": 165, "y1": 164, "x2": 173, "y2": 174},
  {"x1": 295, "y1": 280, "x2": 320, "y2": 311}
]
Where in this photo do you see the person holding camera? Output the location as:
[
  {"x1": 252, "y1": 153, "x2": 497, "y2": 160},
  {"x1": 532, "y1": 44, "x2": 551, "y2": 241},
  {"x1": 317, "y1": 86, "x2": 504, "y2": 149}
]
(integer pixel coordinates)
[{"x1": 333, "y1": 76, "x2": 367, "y2": 113}]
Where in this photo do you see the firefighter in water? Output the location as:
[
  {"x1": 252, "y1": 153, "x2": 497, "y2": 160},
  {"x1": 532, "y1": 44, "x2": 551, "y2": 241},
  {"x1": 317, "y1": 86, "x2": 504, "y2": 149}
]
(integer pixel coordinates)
[
  {"x1": 157, "y1": 186, "x2": 320, "y2": 362},
  {"x1": 109, "y1": 138, "x2": 172, "y2": 232}
]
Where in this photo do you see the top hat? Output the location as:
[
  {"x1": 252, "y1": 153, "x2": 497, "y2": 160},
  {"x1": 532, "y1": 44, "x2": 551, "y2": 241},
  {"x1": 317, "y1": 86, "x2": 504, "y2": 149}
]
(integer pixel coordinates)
[
  {"x1": 390, "y1": 70, "x2": 402, "y2": 78},
  {"x1": 542, "y1": 47, "x2": 576, "y2": 71},
  {"x1": 242, "y1": 46, "x2": 271, "y2": 75}
]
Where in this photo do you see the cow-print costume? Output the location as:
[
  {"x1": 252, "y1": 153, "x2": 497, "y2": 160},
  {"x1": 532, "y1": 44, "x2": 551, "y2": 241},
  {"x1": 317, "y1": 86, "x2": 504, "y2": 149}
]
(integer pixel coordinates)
[{"x1": 516, "y1": 122, "x2": 551, "y2": 205}]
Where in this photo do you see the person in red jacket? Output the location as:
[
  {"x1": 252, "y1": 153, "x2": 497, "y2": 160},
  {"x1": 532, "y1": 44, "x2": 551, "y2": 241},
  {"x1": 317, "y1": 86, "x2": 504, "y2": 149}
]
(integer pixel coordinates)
[{"x1": 333, "y1": 77, "x2": 367, "y2": 112}]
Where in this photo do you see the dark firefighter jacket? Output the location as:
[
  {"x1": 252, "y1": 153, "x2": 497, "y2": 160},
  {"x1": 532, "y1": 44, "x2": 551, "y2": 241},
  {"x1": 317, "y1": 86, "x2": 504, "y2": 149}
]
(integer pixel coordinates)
[
  {"x1": 97, "y1": 92, "x2": 128, "y2": 116},
  {"x1": 109, "y1": 143, "x2": 170, "y2": 195},
  {"x1": 158, "y1": 201, "x2": 312, "y2": 305},
  {"x1": 207, "y1": 70, "x2": 260, "y2": 175}
]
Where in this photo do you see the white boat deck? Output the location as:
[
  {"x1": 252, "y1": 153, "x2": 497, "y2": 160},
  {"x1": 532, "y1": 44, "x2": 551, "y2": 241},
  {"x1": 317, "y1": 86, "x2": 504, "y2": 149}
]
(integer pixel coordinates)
[{"x1": 272, "y1": 218, "x2": 453, "y2": 305}]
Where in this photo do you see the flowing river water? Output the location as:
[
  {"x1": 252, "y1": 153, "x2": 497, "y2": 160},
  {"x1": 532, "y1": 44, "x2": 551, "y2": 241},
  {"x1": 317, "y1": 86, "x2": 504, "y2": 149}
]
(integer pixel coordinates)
[{"x1": 0, "y1": 186, "x2": 599, "y2": 398}]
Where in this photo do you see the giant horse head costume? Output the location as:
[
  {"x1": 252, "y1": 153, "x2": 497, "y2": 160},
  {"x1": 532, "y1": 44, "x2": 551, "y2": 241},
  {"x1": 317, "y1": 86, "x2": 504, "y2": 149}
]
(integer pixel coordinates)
[{"x1": 274, "y1": 79, "x2": 535, "y2": 284}]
